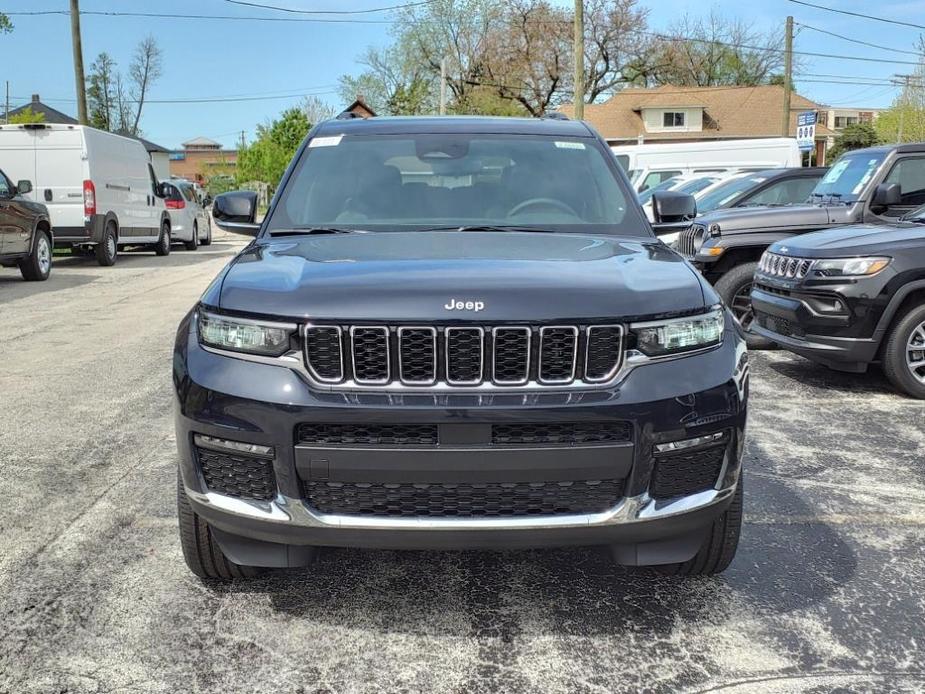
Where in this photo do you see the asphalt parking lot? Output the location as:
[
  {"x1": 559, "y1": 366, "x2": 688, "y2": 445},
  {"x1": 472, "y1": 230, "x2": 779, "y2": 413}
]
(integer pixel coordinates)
[{"x1": 1, "y1": 231, "x2": 924, "y2": 694}]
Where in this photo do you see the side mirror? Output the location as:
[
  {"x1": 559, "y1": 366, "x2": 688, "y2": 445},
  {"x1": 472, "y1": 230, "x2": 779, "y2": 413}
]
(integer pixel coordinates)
[
  {"x1": 651, "y1": 191, "x2": 696, "y2": 236},
  {"x1": 16, "y1": 180, "x2": 32, "y2": 195},
  {"x1": 213, "y1": 190, "x2": 260, "y2": 235},
  {"x1": 156, "y1": 182, "x2": 170, "y2": 198},
  {"x1": 871, "y1": 183, "x2": 901, "y2": 211}
]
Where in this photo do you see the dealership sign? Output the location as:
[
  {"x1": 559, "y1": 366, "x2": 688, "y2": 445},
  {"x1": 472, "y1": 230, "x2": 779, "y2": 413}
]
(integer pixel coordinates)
[{"x1": 797, "y1": 112, "x2": 817, "y2": 152}]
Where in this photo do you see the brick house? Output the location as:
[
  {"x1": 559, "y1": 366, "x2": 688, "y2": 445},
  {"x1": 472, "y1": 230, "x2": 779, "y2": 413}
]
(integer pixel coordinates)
[
  {"x1": 560, "y1": 85, "x2": 834, "y2": 164},
  {"x1": 169, "y1": 137, "x2": 237, "y2": 185}
]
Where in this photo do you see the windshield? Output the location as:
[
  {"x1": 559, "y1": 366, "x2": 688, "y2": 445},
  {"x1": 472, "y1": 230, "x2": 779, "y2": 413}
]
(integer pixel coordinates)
[
  {"x1": 812, "y1": 151, "x2": 885, "y2": 202},
  {"x1": 267, "y1": 133, "x2": 648, "y2": 236},
  {"x1": 904, "y1": 203, "x2": 925, "y2": 221},
  {"x1": 696, "y1": 175, "x2": 768, "y2": 213},
  {"x1": 637, "y1": 177, "x2": 680, "y2": 204},
  {"x1": 675, "y1": 176, "x2": 719, "y2": 196}
]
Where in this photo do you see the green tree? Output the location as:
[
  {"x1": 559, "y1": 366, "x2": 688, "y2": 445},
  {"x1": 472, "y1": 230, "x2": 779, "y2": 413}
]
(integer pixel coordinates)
[
  {"x1": 87, "y1": 52, "x2": 118, "y2": 130},
  {"x1": 9, "y1": 107, "x2": 45, "y2": 124},
  {"x1": 237, "y1": 107, "x2": 312, "y2": 190},
  {"x1": 0, "y1": 13, "x2": 12, "y2": 34},
  {"x1": 828, "y1": 123, "x2": 882, "y2": 161}
]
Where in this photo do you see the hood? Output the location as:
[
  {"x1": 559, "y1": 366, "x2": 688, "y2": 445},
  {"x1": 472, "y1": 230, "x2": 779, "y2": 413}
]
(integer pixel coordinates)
[
  {"x1": 213, "y1": 231, "x2": 708, "y2": 322},
  {"x1": 698, "y1": 204, "x2": 853, "y2": 233},
  {"x1": 770, "y1": 223, "x2": 925, "y2": 257}
]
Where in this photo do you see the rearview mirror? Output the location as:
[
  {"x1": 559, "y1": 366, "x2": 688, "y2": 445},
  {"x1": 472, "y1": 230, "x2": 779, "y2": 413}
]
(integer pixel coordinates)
[
  {"x1": 871, "y1": 183, "x2": 901, "y2": 211},
  {"x1": 651, "y1": 191, "x2": 697, "y2": 237},
  {"x1": 16, "y1": 180, "x2": 32, "y2": 195},
  {"x1": 213, "y1": 190, "x2": 260, "y2": 235}
]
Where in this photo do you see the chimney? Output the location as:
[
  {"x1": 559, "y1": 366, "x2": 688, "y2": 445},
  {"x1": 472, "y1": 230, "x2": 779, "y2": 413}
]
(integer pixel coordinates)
[{"x1": 31, "y1": 94, "x2": 40, "y2": 103}]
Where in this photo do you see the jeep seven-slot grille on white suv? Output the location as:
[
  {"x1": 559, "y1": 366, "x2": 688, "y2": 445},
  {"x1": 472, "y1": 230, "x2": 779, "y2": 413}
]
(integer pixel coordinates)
[
  {"x1": 303, "y1": 323, "x2": 625, "y2": 389},
  {"x1": 758, "y1": 252, "x2": 814, "y2": 279}
]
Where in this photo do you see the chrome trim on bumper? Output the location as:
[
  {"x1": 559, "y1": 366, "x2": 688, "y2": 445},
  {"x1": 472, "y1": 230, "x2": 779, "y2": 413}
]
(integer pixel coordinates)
[{"x1": 185, "y1": 485, "x2": 736, "y2": 531}]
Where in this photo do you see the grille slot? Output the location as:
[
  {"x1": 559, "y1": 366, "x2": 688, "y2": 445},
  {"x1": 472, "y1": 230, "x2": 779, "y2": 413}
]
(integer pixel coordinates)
[
  {"x1": 304, "y1": 326, "x2": 343, "y2": 382},
  {"x1": 446, "y1": 327, "x2": 484, "y2": 385},
  {"x1": 196, "y1": 447, "x2": 276, "y2": 501},
  {"x1": 351, "y1": 327, "x2": 390, "y2": 384},
  {"x1": 651, "y1": 443, "x2": 726, "y2": 499},
  {"x1": 297, "y1": 423, "x2": 438, "y2": 446},
  {"x1": 492, "y1": 327, "x2": 531, "y2": 384},
  {"x1": 491, "y1": 422, "x2": 632, "y2": 446},
  {"x1": 398, "y1": 327, "x2": 437, "y2": 384},
  {"x1": 678, "y1": 224, "x2": 703, "y2": 257},
  {"x1": 303, "y1": 479, "x2": 626, "y2": 517},
  {"x1": 539, "y1": 326, "x2": 578, "y2": 383},
  {"x1": 585, "y1": 326, "x2": 623, "y2": 382}
]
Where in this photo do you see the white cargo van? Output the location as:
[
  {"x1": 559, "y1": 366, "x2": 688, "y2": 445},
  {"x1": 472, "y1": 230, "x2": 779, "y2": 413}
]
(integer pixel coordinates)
[
  {"x1": 611, "y1": 138, "x2": 802, "y2": 193},
  {"x1": 0, "y1": 123, "x2": 174, "y2": 266}
]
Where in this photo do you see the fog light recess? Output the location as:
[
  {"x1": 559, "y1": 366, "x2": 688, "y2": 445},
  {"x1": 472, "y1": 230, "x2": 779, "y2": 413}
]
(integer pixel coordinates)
[
  {"x1": 654, "y1": 431, "x2": 726, "y2": 454},
  {"x1": 193, "y1": 434, "x2": 274, "y2": 458}
]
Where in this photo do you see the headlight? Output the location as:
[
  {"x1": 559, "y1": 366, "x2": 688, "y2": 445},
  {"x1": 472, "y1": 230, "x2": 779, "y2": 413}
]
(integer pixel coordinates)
[
  {"x1": 813, "y1": 257, "x2": 891, "y2": 277},
  {"x1": 631, "y1": 308, "x2": 724, "y2": 357},
  {"x1": 198, "y1": 309, "x2": 295, "y2": 356}
]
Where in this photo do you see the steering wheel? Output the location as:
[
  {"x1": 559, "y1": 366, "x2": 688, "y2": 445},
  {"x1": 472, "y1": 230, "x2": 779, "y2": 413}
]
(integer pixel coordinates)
[{"x1": 507, "y1": 197, "x2": 578, "y2": 218}]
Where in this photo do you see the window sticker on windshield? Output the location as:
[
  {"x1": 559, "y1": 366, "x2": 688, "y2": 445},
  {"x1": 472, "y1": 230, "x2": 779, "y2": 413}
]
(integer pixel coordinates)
[
  {"x1": 309, "y1": 135, "x2": 343, "y2": 148},
  {"x1": 853, "y1": 162, "x2": 878, "y2": 195},
  {"x1": 821, "y1": 160, "x2": 849, "y2": 183},
  {"x1": 555, "y1": 141, "x2": 585, "y2": 150}
]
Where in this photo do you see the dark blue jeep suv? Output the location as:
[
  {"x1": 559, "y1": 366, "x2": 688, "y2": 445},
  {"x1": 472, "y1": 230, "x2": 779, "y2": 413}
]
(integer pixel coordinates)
[{"x1": 173, "y1": 116, "x2": 749, "y2": 579}]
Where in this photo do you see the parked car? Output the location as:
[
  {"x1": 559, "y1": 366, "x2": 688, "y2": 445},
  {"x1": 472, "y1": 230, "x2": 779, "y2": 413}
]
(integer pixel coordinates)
[
  {"x1": 162, "y1": 181, "x2": 212, "y2": 250},
  {"x1": 175, "y1": 116, "x2": 748, "y2": 580},
  {"x1": 613, "y1": 137, "x2": 802, "y2": 192},
  {"x1": 0, "y1": 123, "x2": 172, "y2": 266},
  {"x1": 751, "y1": 209, "x2": 925, "y2": 398},
  {"x1": 0, "y1": 170, "x2": 52, "y2": 281},
  {"x1": 694, "y1": 167, "x2": 826, "y2": 215},
  {"x1": 677, "y1": 144, "x2": 925, "y2": 347},
  {"x1": 639, "y1": 173, "x2": 724, "y2": 223}
]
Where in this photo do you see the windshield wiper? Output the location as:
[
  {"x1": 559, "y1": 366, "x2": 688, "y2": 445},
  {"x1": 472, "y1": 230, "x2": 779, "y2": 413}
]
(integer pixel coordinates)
[
  {"x1": 267, "y1": 226, "x2": 363, "y2": 237},
  {"x1": 418, "y1": 224, "x2": 555, "y2": 233}
]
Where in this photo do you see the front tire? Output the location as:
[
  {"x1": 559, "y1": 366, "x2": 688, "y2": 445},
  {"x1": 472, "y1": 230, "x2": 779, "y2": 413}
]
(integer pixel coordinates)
[
  {"x1": 655, "y1": 480, "x2": 743, "y2": 576},
  {"x1": 176, "y1": 471, "x2": 264, "y2": 580},
  {"x1": 19, "y1": 230, "x2": 52, "y2": 281},
  {"x1": 184, "y1": 223, "x2": 199, "y2": 251},
  {"x1": 95, "y1": 222, "x2": 118, "y2": 266},
  {"x1": 714, "y1": 261, "x2": 775, "y2": 350},
  {"x1": 155, "y1": 223, "x2": 172, "y2": 256},
  {"x1": 882, "y1": 303, "x2": 925, "y2": 399}
]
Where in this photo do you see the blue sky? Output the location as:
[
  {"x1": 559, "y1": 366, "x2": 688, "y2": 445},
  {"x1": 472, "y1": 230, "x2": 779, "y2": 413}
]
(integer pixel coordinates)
[{"x1": 0, "y1": 0, "x2": 922, "y2": 150}]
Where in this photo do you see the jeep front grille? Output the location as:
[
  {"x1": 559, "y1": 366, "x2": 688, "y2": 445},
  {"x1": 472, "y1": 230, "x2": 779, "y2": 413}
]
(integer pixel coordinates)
[
  {"x1": 303, "y1": 323, "x2": 625, "y2": 390},
  {"x1": 758, "y1": 252, "x2": 813, "y2": 279},
  {"x1": 678, "y1": 223, "x2": 704, "y2": 257}
]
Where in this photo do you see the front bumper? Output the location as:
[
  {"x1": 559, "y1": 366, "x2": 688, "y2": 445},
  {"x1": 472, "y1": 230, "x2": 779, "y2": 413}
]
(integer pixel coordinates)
[
  {"x1": 174, "y1": 312, "x2": 748, "y2": 564},
  {"x1": 751, "y1": 283, "x2": 883, "y2": 371}
]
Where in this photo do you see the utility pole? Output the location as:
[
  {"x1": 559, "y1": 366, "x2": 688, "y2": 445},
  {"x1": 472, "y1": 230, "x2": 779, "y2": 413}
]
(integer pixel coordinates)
[
  {"x1": 4, "y1": 82, "x2": 9, "y2": 125},
  {"x1": 573, "y1": 0, "x2": 584, "y2": 119},
  {"x1": 893, "y1": 74, "x2": 914, "y2": 144},
  {"x1": 69, "y1": 0, "x2": 88, "y2": 124},
  {"x1": 781, "y1": 15, "x2": 793, "y2": 137},
  {"x1": 440, "y1": 57, "x2": 447, "y2": 115},
  {"x1": 239, "y1": 130, "x2": 246, "y2": 149}
]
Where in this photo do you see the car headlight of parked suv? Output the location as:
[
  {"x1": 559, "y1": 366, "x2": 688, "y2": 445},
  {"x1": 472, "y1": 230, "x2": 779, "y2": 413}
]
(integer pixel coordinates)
[
  {"x1": 813, "y1": 257, "x2": 891, "y2": 277},
  {"x1": 631, "y1": 308, "x2": 725, "y2": 357},
  {"x1": 198, "y1": 309, "x2": 295, "y2": 356}
]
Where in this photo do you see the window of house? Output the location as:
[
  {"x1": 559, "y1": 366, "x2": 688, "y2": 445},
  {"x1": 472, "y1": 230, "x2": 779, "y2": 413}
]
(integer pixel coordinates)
[
  {"x1": 834, "y1": 116, "x2": 859, "y2": 128},
  {"x1": 662, "y1": 112, "x2": 685, "y2": 128}
]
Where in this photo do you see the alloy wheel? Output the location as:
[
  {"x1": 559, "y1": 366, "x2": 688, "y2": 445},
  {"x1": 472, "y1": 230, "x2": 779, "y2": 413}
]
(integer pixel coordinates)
[
  {"x1": 906, "y1": 320, "x2": 925, "y2": 384},
  {"x1": 731, "y1": 282, "x2": 755, "y2": 331},
  {"x1": 37, "y1": 236, "x2": 51, "y2": 275}
]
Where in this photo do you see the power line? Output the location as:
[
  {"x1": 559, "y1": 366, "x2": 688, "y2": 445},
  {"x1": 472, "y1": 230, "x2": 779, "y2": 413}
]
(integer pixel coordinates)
[
  {"x1": 787, "y1": 0, "x2": 925, "y2": 31},
  {"x1": 4, "y1": 10, "x2": 393, "y2": 24},
  {"x1": 223, "y1": 0, "x2": 432, "y2": 14},
  {"x1": 794, "y1": 22, "x2": 922, "y2": 56},
  {"x1": 7, "y1": 88, "x2": 337, "y2": 105}
]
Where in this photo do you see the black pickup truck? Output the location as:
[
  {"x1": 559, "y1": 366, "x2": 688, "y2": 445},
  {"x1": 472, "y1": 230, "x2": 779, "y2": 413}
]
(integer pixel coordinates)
[{"x1": 678, "y1": 144, "x2": 925, "y2": 346}]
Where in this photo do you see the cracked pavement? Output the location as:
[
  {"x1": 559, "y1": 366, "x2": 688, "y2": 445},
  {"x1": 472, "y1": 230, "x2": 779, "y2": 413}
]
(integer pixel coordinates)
[{"x1": 1, "y1": 232, "x2": 924, "y2": 693}]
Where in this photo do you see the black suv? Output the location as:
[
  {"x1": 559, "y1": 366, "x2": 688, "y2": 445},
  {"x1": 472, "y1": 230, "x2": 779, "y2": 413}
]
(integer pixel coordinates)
[
  {"x1": 174, "y1": 116, "x2": 748, "y2": 579},
  {"x1": 0, "y1": 169, "x2": 52, "y2": 281},
  {"x1": 751, "y1": 209, "x2": 925, "y2": 398},
  {"x1": 678, "y1": 144, "x2": 925, "y2": 347}
]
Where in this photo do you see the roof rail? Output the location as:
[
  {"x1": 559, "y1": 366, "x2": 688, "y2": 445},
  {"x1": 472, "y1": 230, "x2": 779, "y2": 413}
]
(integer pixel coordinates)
[{"x1": 541, "y1": 112, "x2": 569, "y2": 121}]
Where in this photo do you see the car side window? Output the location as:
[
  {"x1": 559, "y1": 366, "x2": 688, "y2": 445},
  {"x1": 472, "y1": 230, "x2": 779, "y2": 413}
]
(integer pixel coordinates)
[
  {"x1": 0, "y1": 173, "x2": 11, "y2": 196},
  {"x1": 885, "y1": 157, "x2": 925, "y2": 207},
  {"x1": 744, "y1": 177, "x2": 818, "y2": 206},
  {"x1": 640, "y1": 170, "x2": 682, "y2": 192}
]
